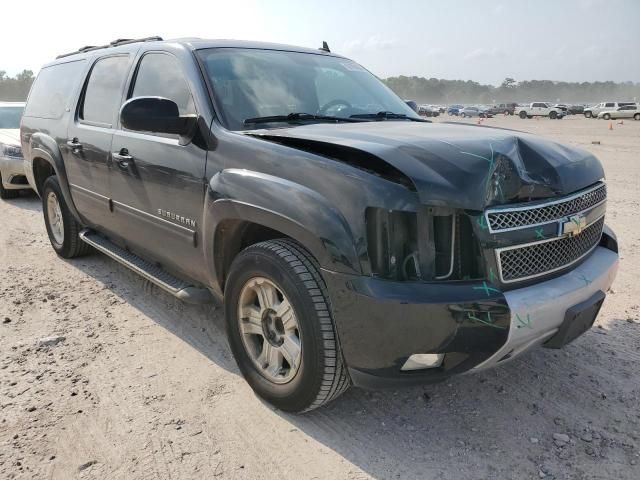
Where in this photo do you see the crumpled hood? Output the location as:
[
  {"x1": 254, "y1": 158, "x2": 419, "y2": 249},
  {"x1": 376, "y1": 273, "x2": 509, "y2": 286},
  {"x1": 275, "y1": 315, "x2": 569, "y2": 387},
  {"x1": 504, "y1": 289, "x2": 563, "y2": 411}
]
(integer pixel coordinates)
[
  {"x1": 248, "y1": 122, "x2": 604, "y2": 210},
  {"x1": 0, "y1": 129, "x2": 20, "y2": 147}
]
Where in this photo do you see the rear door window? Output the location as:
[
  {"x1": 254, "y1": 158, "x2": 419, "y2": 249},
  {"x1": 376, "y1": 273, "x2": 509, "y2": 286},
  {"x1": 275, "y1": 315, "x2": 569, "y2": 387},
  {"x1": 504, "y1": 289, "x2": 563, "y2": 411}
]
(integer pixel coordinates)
[
  {"x1": 81, "y1": 55, "x2": 130, "y2": 126},
  {"x1": 23, "y1": 60, "x2": 85, "y2": 119},
  {"x1": 605, "y1": 103, "x2": 615, "y2": 107}
]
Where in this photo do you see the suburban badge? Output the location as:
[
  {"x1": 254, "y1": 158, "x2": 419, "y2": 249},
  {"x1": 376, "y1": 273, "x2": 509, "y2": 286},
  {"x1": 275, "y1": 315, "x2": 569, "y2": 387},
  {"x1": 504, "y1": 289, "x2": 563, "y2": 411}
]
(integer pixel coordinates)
[{"x1": 157, "y1": 208, "x2": 197, "y2": 228}]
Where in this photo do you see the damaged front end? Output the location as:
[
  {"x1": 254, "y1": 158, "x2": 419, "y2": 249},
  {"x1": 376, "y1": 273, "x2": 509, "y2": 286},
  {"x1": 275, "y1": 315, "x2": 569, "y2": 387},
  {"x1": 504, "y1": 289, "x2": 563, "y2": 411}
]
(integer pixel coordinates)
[{"x1": 243, "y1": 122, "x2": 618, "y2": 386}]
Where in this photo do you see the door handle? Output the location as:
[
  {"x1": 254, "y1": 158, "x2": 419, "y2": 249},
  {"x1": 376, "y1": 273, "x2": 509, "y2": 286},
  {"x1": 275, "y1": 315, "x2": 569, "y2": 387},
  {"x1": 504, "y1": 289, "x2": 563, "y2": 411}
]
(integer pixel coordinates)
[
  {"x1": 66, "y1": 138, "x2": 83, "y2": 152},
  {"x1": 112, "y1": 149, "x2": 134, "y2": 169}
]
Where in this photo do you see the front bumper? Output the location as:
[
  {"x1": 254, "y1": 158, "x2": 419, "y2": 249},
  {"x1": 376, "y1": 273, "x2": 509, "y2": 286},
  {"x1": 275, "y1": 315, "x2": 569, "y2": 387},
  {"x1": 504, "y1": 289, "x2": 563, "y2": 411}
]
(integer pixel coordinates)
[
  {"x1": 323, "y1": 246, "x2": 618, "y2": 389},
  {"x1": 0, "y1": 155, "x2": 29, "y2": 190}
]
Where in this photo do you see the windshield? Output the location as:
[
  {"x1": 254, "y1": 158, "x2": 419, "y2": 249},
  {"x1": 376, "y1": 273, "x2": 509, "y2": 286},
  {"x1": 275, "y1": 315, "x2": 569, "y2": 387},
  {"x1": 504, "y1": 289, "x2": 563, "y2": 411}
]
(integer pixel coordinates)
[
  {"x1": 0, "y1": 106, "x2": 24, "y2": 129},
  {"x1": 197, "y1": 48, "x2": 419, "y2": 130}
]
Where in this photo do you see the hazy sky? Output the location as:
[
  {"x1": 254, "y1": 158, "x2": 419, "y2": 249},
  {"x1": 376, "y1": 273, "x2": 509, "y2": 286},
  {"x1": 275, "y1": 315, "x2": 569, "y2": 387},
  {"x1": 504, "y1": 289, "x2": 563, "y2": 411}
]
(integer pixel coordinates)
[{"x1": 2, "y1": 0, "x2": 638, "y2": 84}]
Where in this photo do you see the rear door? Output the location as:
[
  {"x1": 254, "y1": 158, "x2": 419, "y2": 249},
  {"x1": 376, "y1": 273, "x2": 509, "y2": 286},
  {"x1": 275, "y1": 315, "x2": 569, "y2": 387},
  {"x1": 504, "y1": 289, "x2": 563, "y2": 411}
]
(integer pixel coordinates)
[
  {"x1": 65, "y1": 54, "x2": 132, "y2": 232},
  {"x1": 110, "y1": 51, "x2": 207, "y2": 282}
]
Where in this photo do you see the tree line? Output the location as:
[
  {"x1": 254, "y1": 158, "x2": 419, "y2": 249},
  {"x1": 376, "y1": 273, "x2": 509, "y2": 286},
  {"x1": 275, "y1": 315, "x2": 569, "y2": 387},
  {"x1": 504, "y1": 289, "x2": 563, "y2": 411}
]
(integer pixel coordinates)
[
  {"x1": 0, "y1": 70, "x2": 35, "y2": 101},
  {"x1": 1, "y1": 69, "x2": 639, "y2": 105},
  {"x1": 383, "y1": 76, "x2": 640, "y2": 105}
]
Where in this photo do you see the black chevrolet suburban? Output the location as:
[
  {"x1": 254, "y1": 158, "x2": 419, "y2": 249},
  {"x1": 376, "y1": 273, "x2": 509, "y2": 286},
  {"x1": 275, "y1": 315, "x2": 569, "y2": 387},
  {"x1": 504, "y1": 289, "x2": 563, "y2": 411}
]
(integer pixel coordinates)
[{"x1": 21, "y1": 37, "x2": 619, "y2": 412}]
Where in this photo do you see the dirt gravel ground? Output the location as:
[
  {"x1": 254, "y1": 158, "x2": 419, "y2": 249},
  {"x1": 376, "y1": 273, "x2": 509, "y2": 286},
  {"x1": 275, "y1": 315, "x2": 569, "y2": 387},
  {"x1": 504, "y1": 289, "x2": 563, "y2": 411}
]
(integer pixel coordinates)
[{"x1": 1, "y1": 115, "x2": 639, "y2": 480}]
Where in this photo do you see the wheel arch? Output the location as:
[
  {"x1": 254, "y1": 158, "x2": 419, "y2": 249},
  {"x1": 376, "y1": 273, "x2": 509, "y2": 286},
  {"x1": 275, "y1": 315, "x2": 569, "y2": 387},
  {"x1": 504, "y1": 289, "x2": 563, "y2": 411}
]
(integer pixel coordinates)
[
  {"x1": 28, "y1": 133, "x2": 83, "y2": 223},
  {"x1": 203, "y1": 169, "x2": 361, "y2": 295}
]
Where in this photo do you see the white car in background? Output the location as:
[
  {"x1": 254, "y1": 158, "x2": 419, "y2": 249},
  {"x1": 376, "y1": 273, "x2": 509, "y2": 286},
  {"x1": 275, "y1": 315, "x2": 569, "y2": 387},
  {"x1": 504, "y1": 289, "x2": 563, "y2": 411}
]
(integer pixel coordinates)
[
  {"x1": 584, "y1": 101, "x2": 636, "y2": 118},
  {"x1": 597, "y1": 104, "x2": 640, "y2": 121},
  {"x1": 0, "y1": 102, "x2": 29, "y2": 199}
]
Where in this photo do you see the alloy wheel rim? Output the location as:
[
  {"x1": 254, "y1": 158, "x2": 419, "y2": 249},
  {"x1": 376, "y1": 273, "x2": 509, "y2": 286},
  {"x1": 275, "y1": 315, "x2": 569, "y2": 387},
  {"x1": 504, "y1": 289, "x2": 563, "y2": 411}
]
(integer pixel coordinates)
[
  {"x1": 238, "y1": 277, "x2": 302, "y2": 384},
  {"x1": 47, "y1": 192, "x2": 64, "y2": 245}
]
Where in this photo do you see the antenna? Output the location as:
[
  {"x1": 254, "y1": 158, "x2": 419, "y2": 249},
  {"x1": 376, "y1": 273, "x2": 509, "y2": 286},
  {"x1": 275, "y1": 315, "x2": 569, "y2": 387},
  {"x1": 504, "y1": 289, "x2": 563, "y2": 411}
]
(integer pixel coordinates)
[{"x1": 319, "y1": 41, "x2": 330, "y2": 53}]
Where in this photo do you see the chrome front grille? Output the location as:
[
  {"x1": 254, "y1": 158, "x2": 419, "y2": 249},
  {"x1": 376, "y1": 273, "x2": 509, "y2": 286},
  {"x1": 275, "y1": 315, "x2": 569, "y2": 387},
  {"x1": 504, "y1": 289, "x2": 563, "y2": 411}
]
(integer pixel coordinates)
[
  {"x1": 497, "y1": 217, "x2": 605, "y2": 283},
  {"x1": 487, "y1": 183, "x2": 606, "y2": 232}
]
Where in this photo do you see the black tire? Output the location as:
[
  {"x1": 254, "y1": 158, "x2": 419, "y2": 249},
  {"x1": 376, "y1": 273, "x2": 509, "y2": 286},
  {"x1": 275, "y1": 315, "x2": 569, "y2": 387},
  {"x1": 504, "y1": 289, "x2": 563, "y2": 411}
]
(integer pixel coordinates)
[
  {"x1": 603, "y1": 113, "x2": 611, "y2": 120},
  {"x1": 634, "y1": 113, "x2": 640, "y2": 121},
  {"x1": 0, "y1": 173, "x2": 20, "y2": 199},
  {"x1": 42, "y1": 176, "x2": 92, "y2": 258},
  {"x1": 519, "y1": 111, "x2": 527, "y2": 119},
  {"x1": 550, "y1": 111, "x2": 557, "y2": 119},
  {"x1": 224, "y1": 239, "x2": 350, "y2": 413},
  {"x1": 585, "y1": 111, "x2": 593, "y2": 118},
  {"x1": 504, "y1": 110, "x2": 510, "y2": 115}
]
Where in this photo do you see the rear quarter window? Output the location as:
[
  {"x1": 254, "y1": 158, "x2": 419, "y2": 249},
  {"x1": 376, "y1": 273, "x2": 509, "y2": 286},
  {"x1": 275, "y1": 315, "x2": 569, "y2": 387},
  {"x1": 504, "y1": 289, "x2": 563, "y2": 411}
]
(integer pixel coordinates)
[{"x1": 23, "y1": 60, "x2": 86, "y2": 119}]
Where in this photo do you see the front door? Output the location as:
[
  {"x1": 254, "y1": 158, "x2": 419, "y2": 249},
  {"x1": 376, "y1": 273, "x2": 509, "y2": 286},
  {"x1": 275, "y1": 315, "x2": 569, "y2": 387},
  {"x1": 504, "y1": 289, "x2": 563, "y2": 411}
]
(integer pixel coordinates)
[
  {"x1": 65, "y1": 54, "x2": 132, "y2": 233},
  {"x1": 110, "y1": 51, "x2": 207, "y2": 282}
]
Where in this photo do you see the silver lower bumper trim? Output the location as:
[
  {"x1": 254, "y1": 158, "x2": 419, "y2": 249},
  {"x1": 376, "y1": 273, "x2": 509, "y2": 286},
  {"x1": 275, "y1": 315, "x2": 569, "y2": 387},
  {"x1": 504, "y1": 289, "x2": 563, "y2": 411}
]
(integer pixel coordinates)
[{"x1": 473, "y1": 246, "x2": 618, "y2": 371}]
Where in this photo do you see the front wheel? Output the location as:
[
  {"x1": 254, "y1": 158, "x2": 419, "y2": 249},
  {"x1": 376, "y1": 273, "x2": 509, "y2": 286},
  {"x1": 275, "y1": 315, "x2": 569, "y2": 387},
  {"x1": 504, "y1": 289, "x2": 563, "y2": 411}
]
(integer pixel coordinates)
[
  {"x1": 634, "y1": 113, "x2": 640, "y2": 121},
  {"x1": 585, "y1": 112, "x2": 593, "y2": 118},
  {"x1": 519, "y1": 111, "x2": 527, "y2": 119},
  {"x1": 224, "y1": 239, "x2": 350, "y2": 413},
  {"x1": 603, "y1": 113, "x2": 611, "y2": 120},
  {"x1": 42, "y1": 176, "x2": 91, "y2": 258},
  {"x1": 550, "y1": 111, "x2": 557, "y2": 119}
]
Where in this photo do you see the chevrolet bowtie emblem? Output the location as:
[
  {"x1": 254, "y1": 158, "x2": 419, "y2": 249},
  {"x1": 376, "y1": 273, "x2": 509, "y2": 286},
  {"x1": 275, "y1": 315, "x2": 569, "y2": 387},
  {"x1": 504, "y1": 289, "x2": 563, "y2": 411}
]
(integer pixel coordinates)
[{"x1": 562, "y1": 215, "x2": 587, "y2": 236}]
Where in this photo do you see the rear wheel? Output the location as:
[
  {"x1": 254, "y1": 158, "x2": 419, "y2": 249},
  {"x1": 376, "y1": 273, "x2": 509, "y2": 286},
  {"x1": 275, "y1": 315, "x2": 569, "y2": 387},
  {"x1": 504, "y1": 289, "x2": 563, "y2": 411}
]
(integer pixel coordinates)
[
  {"x1": 585, "y1": 111, "x2": 593, "y2": 118},
  {"x1": 224, "y1": 239, "x2": 350, "y2": 412},
  {"x1": 504, "y1": 110, "x2": 510, "y2": 115},
  {"x1": 550, "y1": 111, "x2": 557, "y2": 119},
  {"x1": 519, "y1": 111, "x2": 527, "y2": 119},
  {"x1": 634, "y1": 113, "x2": 640, "y2": 121},
  {"x1": 603, "y1": 113, "x2": 611, "y2": 120},
  {"x1": 0, "y1": 173, "x2": 19, "y2": 199},
  {"x1": 42, "y1": 176, "x2": 91, "y2": 258}
]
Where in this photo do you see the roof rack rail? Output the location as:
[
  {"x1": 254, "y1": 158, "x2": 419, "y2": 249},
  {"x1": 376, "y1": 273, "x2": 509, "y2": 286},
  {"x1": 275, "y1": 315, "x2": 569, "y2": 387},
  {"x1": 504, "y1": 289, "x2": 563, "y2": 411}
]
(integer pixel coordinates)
[{"x1": 56, "y1": 36, "x2": 163, "y2": 59}]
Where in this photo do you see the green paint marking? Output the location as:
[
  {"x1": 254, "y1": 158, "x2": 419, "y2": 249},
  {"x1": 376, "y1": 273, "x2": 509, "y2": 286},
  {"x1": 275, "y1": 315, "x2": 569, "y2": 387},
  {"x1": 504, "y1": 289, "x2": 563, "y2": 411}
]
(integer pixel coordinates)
[
  {"x1": 516, "y1": 313, "x2": 533, "y2": 329},
  {"x1": 477, "y1": 216, "x2": 488, "y2": 230},
  {"x1": 577, "y1": 273, "x2": 592, "y2": 286},
  {"x1": 467, "y1": 311, "x2": 506, "y2": 330},
  {"x1": 488, "y1": 268, "x2": 497, "y2": 283},
  {"x1": 535, "y1": 228, "x2": 546, "y2": 240},
  {"x1": 572, "y1": 217, "x2": 582, "y2": 227},
  {"x1": 495, "y1": 178, "x2": 505, "y2": 201},
  {"x1": 473, "y1": 281, "x2": 501, "y2": 297}
]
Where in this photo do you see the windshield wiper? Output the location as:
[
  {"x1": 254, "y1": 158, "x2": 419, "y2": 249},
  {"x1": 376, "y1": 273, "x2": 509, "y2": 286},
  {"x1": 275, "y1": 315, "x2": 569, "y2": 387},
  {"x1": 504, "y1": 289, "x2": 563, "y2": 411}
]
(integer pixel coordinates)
[
  {"x1": 349, "y1": 111, "x2": 427, "y2": 122},
  {"x1": 244, "y1": 112, "x2": 365, "y2": 126}
]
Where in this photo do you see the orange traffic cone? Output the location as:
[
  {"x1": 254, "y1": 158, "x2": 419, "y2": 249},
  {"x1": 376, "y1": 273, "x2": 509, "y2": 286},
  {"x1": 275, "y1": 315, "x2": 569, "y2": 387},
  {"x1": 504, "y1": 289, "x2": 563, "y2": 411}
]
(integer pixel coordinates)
[{"x1": 609, "y1": 122, "x2": 613, "y2": 130}]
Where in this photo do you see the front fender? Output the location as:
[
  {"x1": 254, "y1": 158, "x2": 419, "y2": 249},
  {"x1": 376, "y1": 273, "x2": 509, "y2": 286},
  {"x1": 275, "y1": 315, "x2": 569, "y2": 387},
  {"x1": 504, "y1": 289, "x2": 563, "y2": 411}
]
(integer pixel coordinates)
[
  {"x1": 202, "y1": 168, "x2": 361, "y2": 291},
  {"x1": 29, "y1": 133, "x2": 82, "y2": 223}
]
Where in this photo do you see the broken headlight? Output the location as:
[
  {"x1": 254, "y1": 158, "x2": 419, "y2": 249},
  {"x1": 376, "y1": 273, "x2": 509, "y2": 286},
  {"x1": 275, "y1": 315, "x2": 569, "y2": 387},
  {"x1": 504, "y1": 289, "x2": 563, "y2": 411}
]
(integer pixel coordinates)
[{"x1": 365, "y1": 207, "x2": 484, "y2": 281}]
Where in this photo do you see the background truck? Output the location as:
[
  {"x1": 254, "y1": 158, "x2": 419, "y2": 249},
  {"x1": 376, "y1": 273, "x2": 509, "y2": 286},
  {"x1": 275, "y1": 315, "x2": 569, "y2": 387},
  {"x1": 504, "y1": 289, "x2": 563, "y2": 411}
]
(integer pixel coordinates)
[{"x1": 517, "y1": 102, "x2": 565, "y2": 119}]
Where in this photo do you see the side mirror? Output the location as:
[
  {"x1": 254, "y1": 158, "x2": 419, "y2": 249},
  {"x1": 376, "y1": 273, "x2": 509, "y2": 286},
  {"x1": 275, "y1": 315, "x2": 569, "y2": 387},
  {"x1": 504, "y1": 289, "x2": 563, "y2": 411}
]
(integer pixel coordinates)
[{"x1": 120, "y1": 97, "x2": 196, "y2": 136}]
